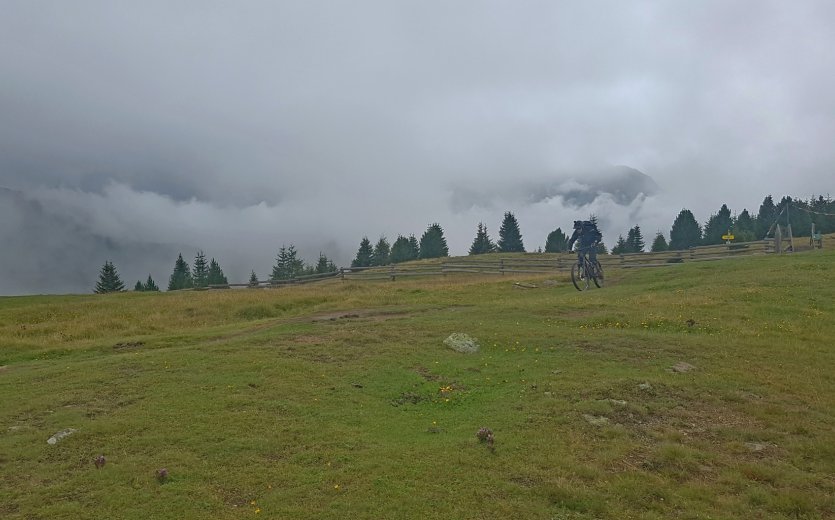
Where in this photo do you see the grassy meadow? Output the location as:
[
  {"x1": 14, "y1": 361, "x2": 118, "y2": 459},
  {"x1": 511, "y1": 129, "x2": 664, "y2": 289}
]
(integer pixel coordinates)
[{"x1": 1, "y1": 249, "x2": 834, "y2": 519}]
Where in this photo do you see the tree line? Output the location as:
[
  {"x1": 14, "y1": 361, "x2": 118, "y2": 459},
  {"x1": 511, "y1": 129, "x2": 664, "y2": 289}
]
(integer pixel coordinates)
[
  {"x1": 94, "y1": 193, "x2": 834, "y2": 292},
  {"x1": 94, "y1": 247, "x2": 339, "y2": 294}
]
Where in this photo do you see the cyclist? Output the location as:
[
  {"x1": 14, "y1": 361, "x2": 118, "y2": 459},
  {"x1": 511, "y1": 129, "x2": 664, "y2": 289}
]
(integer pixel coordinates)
[{"x1": 567, "y1": 220, "x2": 603, "y2": 268}]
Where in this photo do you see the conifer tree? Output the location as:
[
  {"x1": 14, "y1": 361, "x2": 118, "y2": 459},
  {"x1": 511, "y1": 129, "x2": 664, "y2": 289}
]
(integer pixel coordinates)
[
  {"x1": 95, "y1": 261, "x2": 126, "y2": 293},
  {"x1": 407, "y1": 234, "x2": 420, "y2": 259},
  {"x1": 650, "y1": 232, "x2": 668, "y2": 252},
  {"x1": 144, "y1": 275, "x2": 160, "y2": 292},
  {"x1": 314, "y1": 253, "x2": 338, "y2": 273},
  {"x1": 702, "y1": 204, "x2": 733, "y2": 245},
  {"x1": 192, "y1": 251, "x2": 209, "y2": 288},
  {"x1": 734, "y1": 209, "x2": 756, "y2": 241},
  {"x1": 207, "y1": 258, "x2": 228, "y2": 286},
  {"x1": 272, "y1": 245, "x2": 305, "y2": 280},
  {"x1": 611, "y1": 235, "x2": 629, "y2": 255},
  {"x1": 596, "y1": 241, "x2": 608, "y2": 255},
  {"x1": 544, "y1": 227, "x2": 569, "y2": 253},
  {"x1": 626, "y1": 225, "x2": 645, "y2": 253},
  {"x1": 756, "y1": 195, "x2": 777, "y2": 238},
  {"x1": 249, "y1": 270, "x2": 259, "y2": 287},
  {"x1": 669, "y1": 209, "x2": 702, "y2": 250},
  {"x1": 469, "y1": 222, "x2": 496, "y2": 255},
  {"x1": 168, "y1": 253, "x2": 193, "y2": 291},
  {"x1": 419, "y1": 223, "x2": 449, "y2": 259},
  {"x1": 134, "y1": 280, "x2": 144, "y2": 292},
  {"x1": 390, "y1": 235, "x2": 413, "y2": 264},
  {"x1": 351, "y1": 237, "x2": 374, "y2": 267},
  {"x1": 316, "y1": 253, "x2": 329, "y2": 273},
  {"x1": 372, "y1": 237, "x2": 391, "y2": 266},
  {"x1": 498, "y1": 212, "x2": 525, "y2": 252},
  {"x1": 778, "y1": 195, "x2": 813, "y2": 236}
]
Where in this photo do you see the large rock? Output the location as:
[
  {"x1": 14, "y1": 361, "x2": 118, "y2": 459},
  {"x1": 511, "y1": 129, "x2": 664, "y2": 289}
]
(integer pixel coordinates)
[
  {"x1": 443, "y1": 333, "x2": 480, "y2": 354},
  {"x1": 47, "y1": 428, "x2": 77, "y2": 445}
]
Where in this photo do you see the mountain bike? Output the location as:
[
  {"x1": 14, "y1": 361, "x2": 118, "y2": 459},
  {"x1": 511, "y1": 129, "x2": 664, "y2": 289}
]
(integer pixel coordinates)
[{"x1": 571, "y1": 247, "x2": 604, "y2": 291}]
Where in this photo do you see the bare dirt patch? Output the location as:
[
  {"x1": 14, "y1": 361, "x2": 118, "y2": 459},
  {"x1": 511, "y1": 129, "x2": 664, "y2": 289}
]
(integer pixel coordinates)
[
  {"x1": 113, "y1": 341, "x2": 144, "y2": 350},
  {"x1": 307, "y1": 308, "x2": 414, "y2": 323}
]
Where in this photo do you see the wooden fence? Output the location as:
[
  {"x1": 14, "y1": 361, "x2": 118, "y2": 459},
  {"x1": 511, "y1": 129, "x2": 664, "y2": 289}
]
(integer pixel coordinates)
[
  {"x1": 341, "y1": 239, "x2": 773, "y2": 281},
  {"x1": 195, "y1": 237, "x2": 819, "y2": 289}
]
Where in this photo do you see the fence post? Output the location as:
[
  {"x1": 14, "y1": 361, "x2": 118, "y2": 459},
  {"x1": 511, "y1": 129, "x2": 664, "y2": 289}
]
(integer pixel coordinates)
[
  {"x1": 390, "y1": 264, "x2": 396, "y2": 281},
  {"x1": 500, "y1": 259, "x2": 504, "y2": 275},
  {"x1": 340, "y1": 268, "x2": 345, "y2": 281}
]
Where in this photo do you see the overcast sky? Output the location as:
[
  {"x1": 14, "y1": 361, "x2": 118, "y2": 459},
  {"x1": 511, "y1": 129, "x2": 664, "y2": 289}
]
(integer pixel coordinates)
[{"x1": 2, "y1": 1, "x2": 834, "y2": 294}]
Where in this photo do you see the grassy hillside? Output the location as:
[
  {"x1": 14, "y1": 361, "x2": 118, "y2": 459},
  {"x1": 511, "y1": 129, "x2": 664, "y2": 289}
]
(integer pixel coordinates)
[{"x1": 1, "y1": 250, "x2": 834, "y2": 519}]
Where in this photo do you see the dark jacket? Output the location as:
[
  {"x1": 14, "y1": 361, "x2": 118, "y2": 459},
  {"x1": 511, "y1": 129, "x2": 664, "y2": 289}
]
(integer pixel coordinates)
[{"x1": 568, "y1": 222, "x2": 602, "y2": 250}]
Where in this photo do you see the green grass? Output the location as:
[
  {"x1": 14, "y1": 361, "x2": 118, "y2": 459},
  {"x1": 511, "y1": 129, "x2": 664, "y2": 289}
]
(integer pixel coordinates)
[{"x1": 1, "y1": 250, "x2": 834, "y2": 519}]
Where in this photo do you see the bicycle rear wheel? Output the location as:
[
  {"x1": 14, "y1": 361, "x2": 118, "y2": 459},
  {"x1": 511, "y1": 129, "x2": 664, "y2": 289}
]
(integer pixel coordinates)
[
  {"x1": 571, "y1": 262, "x2": 589, "y2": 291},
  {"x1": 592, "y1": 260, "x2": 604, "y2": 288}
]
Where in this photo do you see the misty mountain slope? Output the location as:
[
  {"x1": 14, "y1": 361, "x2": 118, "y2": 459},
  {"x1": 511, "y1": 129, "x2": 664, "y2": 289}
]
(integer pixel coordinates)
[
  {"x1": 449, "y1": 165, "x2": 660, "y2": 211},
  {"x1": 0, "y1": 187, "x2": 176, "y2": 295}
]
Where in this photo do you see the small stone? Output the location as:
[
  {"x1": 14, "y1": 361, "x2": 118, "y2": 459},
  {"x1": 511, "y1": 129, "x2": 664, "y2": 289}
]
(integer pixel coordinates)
[
  {"x1": 745, "y1": 442, "x2": 768, "y2": 453},
  {"x1": 638, "y1": 382, "x2": 652, "y2": 391},
  {"x1": 607, "y1": 399, "x2": 627, "y2": 406},
  {"x1": 543, "y1": 391, "x2": 552, "y2": 397},
  {"x1": 582, "y1": 414, "x2": 610, "y2": 426},
  {"x1": 94, "y1": 455, "x2": 106, "y2": 469},
  {"x1": 671, "y1": 362, "x2": 696, "y2": 373},
  {"x1": 47, "y1": 428, "x2": 77, "y2": 445}
]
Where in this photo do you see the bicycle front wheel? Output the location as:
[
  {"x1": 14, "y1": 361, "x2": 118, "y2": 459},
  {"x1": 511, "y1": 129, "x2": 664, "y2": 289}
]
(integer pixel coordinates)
[
  {"x1": 571, "y1": 262, "x2": 589, "y2": 291},
  {"x1": 592, "y1": 260, "x2": 604, "y2": 288}
]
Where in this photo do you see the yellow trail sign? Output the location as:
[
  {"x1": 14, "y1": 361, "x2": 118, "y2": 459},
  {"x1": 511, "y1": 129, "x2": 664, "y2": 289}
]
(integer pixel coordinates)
[{"x1": 722, "y1": 234, "x2": 735, "y2": 241}]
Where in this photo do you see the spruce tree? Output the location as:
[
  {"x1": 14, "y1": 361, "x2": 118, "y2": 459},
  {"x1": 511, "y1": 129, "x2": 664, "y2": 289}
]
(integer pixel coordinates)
[
  {"x1": 144, "y1": 275, "x2": 160, "y2": 292},
  {"x1": 419, "y1": 223, "x2": 449, "y2": 259},
  {"x1": 314, "y1": 253, "x2": 337, "y2": 274},
  {"x1": 272, "y1": 245, "x2": 305, "y2": 280},
  {"x1": 498, "y1": 212, "x2": 525, "y2": 252},
  {"x1": 168, "y1": 253, "x2": 193, "y2": 291},
  {"x1": 734, "y1": 209, "x2": 756, "y2": 241},
  {"x1": 650, "y1": 232, "x2": 668, "y2": 252},
  {"x1": 94, "y1": 261, "x2": 126, "y2": 293},
  {"x1": 702, "y1": 204, "x2": 733, "y2": 245},
  {"x1": 390, "y1": 235, "x2": 413, "y2": 264},
  {"x1": 407, "y1": 234, "x2": 420, "y2": 259},
  {"x1": 811, "y1": 195, "x2": 835, "y2": 234},
  {"x1": 249, "y1": 270, "x2": 259, "y2": 287},
  {"x1": 351, "y1": 237, "x2": 374, "y2": 267},
  {"x1": 596, "y1": 241, "x2": 608, "y2": 255},
  {"x1": 611, "y1": 235, "x2": 629, "y2": 255},
  {"x1": 469, "y1": 222, "x2": 496, "y2": 255},
  {"x1": 192, "y1": 250, "x2": 209, "y2": 288},
  {"x1": 756, "y1": 195, "x2": 777, "y2": 238},
  {"x1": 207, "y1": 258, "x2": 228, "y2": 286},
  {"x1": 669, "y1": 209, "x2": 702, "y2": 250},
  {"x1": 626, "y1": 225, "x2": 645, "y2": 253},
  {"x1": 544, "y1": 227, "x2": 569, "y2": 253},
  {"x1": 778, "y1": 195, "x2": 813, "y2": 236},
  {"x1": 372, "y1": 237, "x2": 391, "y2": 266},
  {"x1": 287, "y1": 245, "x2": 305, "y2": 277},
  {"x1": 134, "y1": 280, "x2": 144, "y2": 292}
]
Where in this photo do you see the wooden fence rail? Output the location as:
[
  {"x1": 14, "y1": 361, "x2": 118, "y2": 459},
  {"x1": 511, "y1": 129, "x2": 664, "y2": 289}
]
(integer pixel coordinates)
[
  {"x1": 340, "y1": 239, "x2": 774, "y2": 281},
  {"x1": 194, "y1": 239, "x2": 788, "y2": 290}
]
